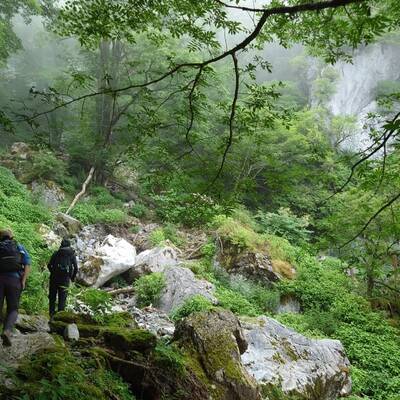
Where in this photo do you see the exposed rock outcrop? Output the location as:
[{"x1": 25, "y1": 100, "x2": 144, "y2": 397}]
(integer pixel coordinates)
[
  {"x1": 31, "y1": 180, "x2": 65, "y2": 208},
  {"x1": 10, "y1": 142, "x2": 32, "y2": 160},
  {"x1": 217, "y1": 240, "x2": 295, "y2": 285},
  {"x1": 241, "y1": 316, "x2": 352, "y2": 400}
]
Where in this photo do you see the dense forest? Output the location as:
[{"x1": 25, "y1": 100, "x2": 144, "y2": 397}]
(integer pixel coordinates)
[{"x1": 1, "y1": 1, "x2": 400, "y2": 399}]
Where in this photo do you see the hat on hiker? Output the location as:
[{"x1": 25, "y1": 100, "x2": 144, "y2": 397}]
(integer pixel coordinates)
[{"x1": 0, "y1": 228, "x2": 13, "y2": 240}]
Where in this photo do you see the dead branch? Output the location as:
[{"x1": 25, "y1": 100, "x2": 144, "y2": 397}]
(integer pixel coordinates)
[
  {"x1": 66, "y1": 166, "x2": 95, "y2": 215},
  {"x1": 106, "y1": 286, "x2": 135, "y2": 296}
]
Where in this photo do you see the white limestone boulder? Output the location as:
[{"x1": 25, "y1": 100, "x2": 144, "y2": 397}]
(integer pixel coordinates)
[
  {"x1": 77, "y1": 233, "x2": 136, "y2": 288},
  {"x1": 241, "y1": 316, "x2": 352, "y2": 400}
]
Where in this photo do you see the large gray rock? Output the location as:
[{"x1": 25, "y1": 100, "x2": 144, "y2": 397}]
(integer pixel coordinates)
[
  {"x1": 126, "y1": 246, "x2": 178, "y2": 283},
  {"x1": 174, "y1": 309, "x2": 261, "y2": 400},
  {"x1": 31, "y1": 180, "x2": 65, "y2": 208},
  {"x1": 241, "y1": 316, "x2": 352, "y2": 400},
  {"x1": 158, "y1": 266, "x2": 217, "y2": 313},
  {"x1": 56, "y1": 212, "x2": 83, "y2": 235},
  {"x1": 0, "y1": 331, "x2": 55, "y2": 382},
  {"x1": 76, "y1": 229, "x2": 136, "y2": 288}
]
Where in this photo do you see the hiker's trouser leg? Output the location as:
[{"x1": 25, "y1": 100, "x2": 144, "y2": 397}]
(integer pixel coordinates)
[
  {"x1": 57, "y1": 283, "x2": 69, "y2": 312},
  {"x1": 49, "y1": 280, "x2": 58, "y2": 317},
  {"x1": 0, "y1": 279, "x2": 5, "y2": 326},
  {"x1": 0, "y1": 276, "x2": 21, "y2": 332}
]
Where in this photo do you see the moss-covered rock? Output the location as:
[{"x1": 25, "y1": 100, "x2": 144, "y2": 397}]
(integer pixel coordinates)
[
  {"x1": 102, "y1": 327, "x2": 157, "y2": 353},
  {"x1": 174, "y1": 309, "x2": 261, "y2": 400},
  {"x1": 53, "y1": 310, "x2": 96, "y2": 325}
]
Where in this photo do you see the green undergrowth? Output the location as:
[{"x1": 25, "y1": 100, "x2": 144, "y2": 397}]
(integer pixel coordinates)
[
  {"x1": 2, "y1": 344, "x2": 136, "y2": 400},
  {"x1": 0, "y1": 166, "x2": 53, "y2": 314},
  {"x1": 134, "y1": 272, "x2": 166, "y2": 308},
  {"x1": 149, "y1": 223, "x2": 186, "y2": 247},
  {"x1": 276, "y1": 254, "x2": 400, "y2": 399},
  {"x1": 171, "y1": 295, "x2": 215, "y2": 321},
  {"x1": 68, "y1": 186, "x2": 129, "y2": 225}
]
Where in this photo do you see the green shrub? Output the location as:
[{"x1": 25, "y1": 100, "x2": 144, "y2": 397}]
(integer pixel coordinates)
[
  {"x1": 162, "y1": 223, "x2": 185, "y2": 246},
  {"x1": 149, "y1": 228, "x2": 166, "y2": 246},
  {"x1": 214, "y1": 215, "x2": 265, "y2": 252},
  {"x1": 276, "y1": 313, "x2": 324, "y2": 338},
  {"x1": 170, "y1": 295, "x2": 214, "y2": 321},
  {"x1": 98, "y1": 208, "x2": 127, "y2": 224},
  {"x1": 27, "y1": 150, "x2": 69, "y2": 184},
  {"x1": 265, "y1": 234, "x2": 298, "y2": 265},
  {"x1": 215, "y1": 286, "x2": 259, "y2": 317},
  {"x1": 152, "y1": 190, "x2": 223, "y2": 227},
  {"x1": 256, "y1": 207, "x2": 312, "y2": 246},
  {"x1": 134, "y1": 272, "x2": 166, "y2": 308},
  {"x1": 71, "y1": 203, "x2": 98, "y2": 225},
  {"x1": 278, "y1": 253, "x2": 400, "y2": 399},
  {"x1": 201, "y1": 240, "x2": 217, "y2": 260},
  {"x1": 71, "y1": 203, "x2": 127, "y2": 225},
  {"x1": 0, "y1": 194, "x2": 51, "y2": 224},
  {"x1": 90, "y1": 186, "x2": 123, "y2": 208},
  {"x1": 129, "y1": 225, "x2": 140, "y2": 234},
  {"x1": 21, "y1": 267, "x2": 50, "y2": 314},
  {"x1": 129, "y1": 203, "x2": 148, "y2": 218},
  {"x1": 149, "y1": 224, "x2": 185, "y2": 247},
  {"x1": 67, "y1": 287, "x2": 113, "y2": 323},
  {"x1": 153, "y1": 340, "x2": 187, "y2": 375},
  {"x1": 0, "y1": 166, "x2": 27, "y2": 197},
  {"x1": 229, "y1": 277, "x2": 280, "y2": 314}
]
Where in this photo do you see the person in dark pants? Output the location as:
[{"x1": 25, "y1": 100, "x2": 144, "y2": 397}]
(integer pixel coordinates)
[
  {"x1": 0, "y1": 228, "x2": 31, "y2": 346},
  {"x1": 47, "y1": 239, "x2": 78, "y2": 318}
]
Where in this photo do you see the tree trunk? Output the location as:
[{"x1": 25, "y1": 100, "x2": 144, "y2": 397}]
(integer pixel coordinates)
[{"x1": 94, "y1": 39, "x2": 123, "y2": 184}]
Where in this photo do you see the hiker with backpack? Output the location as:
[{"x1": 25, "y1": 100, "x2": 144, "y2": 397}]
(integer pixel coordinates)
[
  {"x1": 47, "y1": 239, "x2": 78, "y2": 318},
  {"x1": 0, "y1": 228, "x2": 31, "y2": 346}
]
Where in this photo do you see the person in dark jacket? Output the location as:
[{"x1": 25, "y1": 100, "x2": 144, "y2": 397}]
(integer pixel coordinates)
[
  {"x1": 47, "y1": 239, "x2": 78, "y2": 318},
  {"x1": 0, "y1": 228, "x2": 31, "y2": 346}
]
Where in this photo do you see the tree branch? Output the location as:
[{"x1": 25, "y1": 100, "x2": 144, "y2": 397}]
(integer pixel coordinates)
[
  {"x1": 206, "y1": 52, "x2": 240, "y2": 190},
  {"x1": 14, "y1": 0, "x2": 365, "y2": 125},
  {"x1": 340, "y1": 191, "x2": 400, "y2": 248},
  {"x1": 214, "y1": 0, "x2": 365, "y2": 14}
]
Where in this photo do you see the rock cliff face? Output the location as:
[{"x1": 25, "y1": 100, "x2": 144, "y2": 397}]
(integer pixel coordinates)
[{"x1": 326, "y1": 42, "x2": 400, "y2": 150}]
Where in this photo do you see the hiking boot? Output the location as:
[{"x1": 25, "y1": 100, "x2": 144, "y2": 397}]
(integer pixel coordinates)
[{"x1": 1, "y1": 330, "x2": 12, "y2": 347}]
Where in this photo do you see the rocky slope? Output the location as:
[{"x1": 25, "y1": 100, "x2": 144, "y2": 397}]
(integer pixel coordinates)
[{"x1": 0, "y1": 211, "x2": 352, "y2": 400}]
